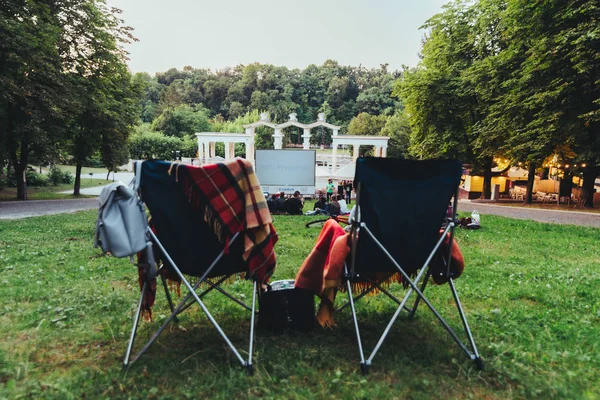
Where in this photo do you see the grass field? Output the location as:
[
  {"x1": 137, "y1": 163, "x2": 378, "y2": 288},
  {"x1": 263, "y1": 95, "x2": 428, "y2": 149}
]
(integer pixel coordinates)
[
  {"x1": 0, "y1": 211, "x2": 599, "y2": 399},
  {"x1": 0, "y1": 180, "x2": 105, "y2": 202}
]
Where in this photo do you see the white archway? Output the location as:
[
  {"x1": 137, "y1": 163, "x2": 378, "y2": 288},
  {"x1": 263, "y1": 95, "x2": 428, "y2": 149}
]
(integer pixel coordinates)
[
  {"x1": 196, "y1": 132, "x2": 256, "y2": 164},
  {"x1": 330, "y1": 135, "x2": 389, "y2": 174},
  {"x1": 196, "y1": 113, "x2": 389, "y2": 173}
]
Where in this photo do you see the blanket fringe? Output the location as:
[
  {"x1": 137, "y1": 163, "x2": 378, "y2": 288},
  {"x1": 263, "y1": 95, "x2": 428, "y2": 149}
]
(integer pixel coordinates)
[{"x1": 338, "y1": 273, "x2": 405, "y2": 295}]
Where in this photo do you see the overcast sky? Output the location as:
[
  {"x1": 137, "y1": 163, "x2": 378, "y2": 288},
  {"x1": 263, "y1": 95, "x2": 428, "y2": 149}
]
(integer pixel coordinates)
[{"x1": 105, "y1": 0, "x2": 449, "y2": 75}]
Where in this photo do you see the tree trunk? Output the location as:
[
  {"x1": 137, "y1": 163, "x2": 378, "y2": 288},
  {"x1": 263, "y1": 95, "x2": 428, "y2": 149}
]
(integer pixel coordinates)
[
  {"x1": 74, "y1": 163, "x2": 82, "y2": 195},
  {"x1": 14, "y1": 164, "x2": 27, "y2": 200},
  {"x1": 480, "y1": 157, "x2": 493, "y2": 200},
  {"x1": 579, "y1": 163, "x2": 598, "y2": 208},
  {"x1": 6, "y1": 102, "x2": 28, "y2": 200},
  {"x1": 525, "y1": 162, "x2": 536, "y2": 204}
]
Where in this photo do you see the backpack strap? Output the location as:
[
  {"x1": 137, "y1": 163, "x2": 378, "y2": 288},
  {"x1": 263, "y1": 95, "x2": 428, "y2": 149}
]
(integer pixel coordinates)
[
  {"x1": 93, "y1": 188, "x2": 117, "y2": 249},
  {"x1": 130, "y1": 161, "x2": 143, "y2": 196}
]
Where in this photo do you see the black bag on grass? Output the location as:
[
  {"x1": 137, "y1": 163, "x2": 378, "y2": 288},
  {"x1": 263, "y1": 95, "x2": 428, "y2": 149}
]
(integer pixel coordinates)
[{"x1": 258, "y1": 280, "x2": 316, "y2": 334}]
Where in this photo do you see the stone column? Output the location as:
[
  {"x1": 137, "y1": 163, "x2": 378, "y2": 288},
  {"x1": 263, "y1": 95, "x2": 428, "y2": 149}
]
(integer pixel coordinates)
[
  {"x1": 224, "y1": 141, "x2": 232, "y2": 160},
  {"x1": 302, "y1": 128, "x2": 311, "y2": 150},
  {"x1": 381, "y1": 145, "x2": 388, "y2": 158},
  {"x1": 374, "y1": 145, "x2": 381, "y2": 157},
  {"x1": 199, "y1": 141, "x2": 208, "y2": 164},
  {"x1": 352, "y1": 142, "x2": 360, "y2": 161},
  {"x1": 333, "y1": 129, "x2": 338, "y2": 137},
  {"x1": 246, "y1": 139, "x2": 255, "y2": 164},
  {"x1": 273, "y1": 128, "x2": 283, "y2": 150},
  {"x1": 331, "y1": 140, "x2": 338, "y2": 175},
  {"x1": 229, "y1": 142, "x2": 236, "y2": 159},
  {"x1": 209, "y1": 142, "x2": 216, "y2": 158}
]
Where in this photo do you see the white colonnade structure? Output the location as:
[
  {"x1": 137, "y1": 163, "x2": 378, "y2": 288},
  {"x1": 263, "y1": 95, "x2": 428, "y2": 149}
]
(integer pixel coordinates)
[
  {"x1": 195, "y1": 112, "x2": 389, "y2": 174},
  {"x1": 330, "y1": 134, "x2": 389, "y2": 174}
]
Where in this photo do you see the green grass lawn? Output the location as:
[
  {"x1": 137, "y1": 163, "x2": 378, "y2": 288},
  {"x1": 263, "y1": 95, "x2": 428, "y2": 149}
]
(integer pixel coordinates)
[
  {"x1": 0, "y1": 211, "x2": 598, "y2": 399},
  {"x1": 0, "y1": 180, "x2": 104, "y2": 202}
]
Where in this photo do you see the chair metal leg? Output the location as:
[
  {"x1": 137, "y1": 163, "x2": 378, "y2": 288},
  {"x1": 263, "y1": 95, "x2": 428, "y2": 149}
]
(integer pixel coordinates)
[
  {"x1": 148, "y1": 229, "x2": 248, "y2": 368},
  {"x1": 366, "y1": 284, "x2": 414, "y2": 366},
  {"x1": 365, "y1": 263, "x2": 430, "y2": 365},
  {"x1": 408, "y1": 269, "x2": 431, "y2": 320},
  {"x1": 448, "y1": 278, "x2": 483, "y2": 370},
  {"x1": 361, "y1": 224, "x2": 477, "y2": 362},
  {"x1": 123, "y1": 281, "x2": 147, "y2": 370},
  {"x1": 128, "y1": 280, "x2": 196, "y2": 366},
  {"x1": 160, "y1": 274, "x2": 179, "y2": 323},
  {"x1": 247, "y1": 280, "x2": 258, "y2": 375},
  {"x1": 345, "y1": 269, "x2": 367, "y2": 374}
]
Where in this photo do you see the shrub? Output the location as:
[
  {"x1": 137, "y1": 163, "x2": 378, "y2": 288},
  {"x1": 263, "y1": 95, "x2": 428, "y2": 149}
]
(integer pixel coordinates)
[
  {"x1": 25, "y1": 169, "x2": 49, "y2": 187},
  {"x1": 84, "y1": 153, "x2": 104, "y2": 168},
  {"x1": 62, "y1": 171, "x2": 74, "y2": 184},
  {"x1": 48, "y1": 166, "x2": 74, "y2": 185},
  {"x1": 129, "y1": 131, "x2": 183, "y2": 160}
]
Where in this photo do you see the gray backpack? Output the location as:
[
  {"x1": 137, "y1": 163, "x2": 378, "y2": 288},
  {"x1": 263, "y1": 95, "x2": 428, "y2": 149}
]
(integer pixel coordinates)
[{"x1": 94, "y1": 163, "x2": 148, "y2": 258}]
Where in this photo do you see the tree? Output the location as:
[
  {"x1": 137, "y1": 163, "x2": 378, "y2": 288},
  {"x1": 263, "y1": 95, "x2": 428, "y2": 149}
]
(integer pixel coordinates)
[
  {"x1": 0, "y1": 0, "x2": 66, "y2": 199},
  {"x1": 151, "y1": 104, "x2": 211, "y2": 137},
  {"x1": 347, "y1": 113, "x2": 388, "y2": 136},
  {"x1": 62, "y1": 1, "x2": 140, "y2": 195},
  {"x1": 0, "y1": 0, "x2": 139, "y2": 199},
  {"x1": 395, "y1": 0, "x2": 508, "y2": 199},
  {"x1": 380, "y1": 111, "x2": 411, "y2": 159}
]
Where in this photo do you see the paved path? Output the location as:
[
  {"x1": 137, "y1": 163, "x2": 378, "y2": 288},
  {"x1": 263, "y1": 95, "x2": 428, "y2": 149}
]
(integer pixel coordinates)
[
  {"x1": 0, "y1": 198, "x2": 98, "y2": 220},
  {"x1": 457, "y1": 201, "x2": 600, "y2": 228},
  {"x1": 1, "y1": 196, "x2": 599, "y2": 227}
]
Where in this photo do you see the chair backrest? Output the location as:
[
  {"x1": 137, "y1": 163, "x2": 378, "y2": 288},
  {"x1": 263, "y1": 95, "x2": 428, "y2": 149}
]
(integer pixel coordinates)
[
  {"x1": 352, "y1": 158, "x2": 461, "y2": 275},
  {"x1": 139, "y1": 160, "x2": 246, "y2": 277}
]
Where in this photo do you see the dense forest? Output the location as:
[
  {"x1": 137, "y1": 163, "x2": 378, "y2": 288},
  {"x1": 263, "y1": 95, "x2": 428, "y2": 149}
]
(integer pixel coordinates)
[{"x1": 128, "y1": 61, "x2": 410, "y2": 160}]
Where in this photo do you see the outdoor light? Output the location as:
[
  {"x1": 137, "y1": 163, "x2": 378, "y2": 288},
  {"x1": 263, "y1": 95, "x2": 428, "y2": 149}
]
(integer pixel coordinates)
[
  {"x1": 565, "y1": 164, "x2": 570, "y2": 168},
  {"x1": 582, "y1": 163, "x2": 587, "y2": 168}
]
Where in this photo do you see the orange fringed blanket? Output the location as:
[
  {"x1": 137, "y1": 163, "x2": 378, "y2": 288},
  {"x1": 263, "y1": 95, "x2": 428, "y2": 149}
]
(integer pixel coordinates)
[{"x1": 295, "y1": 220, "x2": 465, "y2": 328}]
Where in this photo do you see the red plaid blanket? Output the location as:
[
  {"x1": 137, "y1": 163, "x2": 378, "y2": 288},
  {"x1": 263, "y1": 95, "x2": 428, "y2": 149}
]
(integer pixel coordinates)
[{"x1": 175, "y1": 159, "x2": 277, "y2": 283}]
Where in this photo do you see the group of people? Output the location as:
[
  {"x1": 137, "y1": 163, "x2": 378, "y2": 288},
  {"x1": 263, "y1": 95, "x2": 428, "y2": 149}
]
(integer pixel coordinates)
[
  {"x1": 265, "y1": 179, "x2": 355, "y2": 217},
  {"x1": 267, "y1": 191, "x2": 305, "y2": 215},
  {"x1": 325, "y1": 179, "x2": 353, "y2": 204},
  {"x1": 308, "y1": 193, "x2": 350, "y2": 217}
]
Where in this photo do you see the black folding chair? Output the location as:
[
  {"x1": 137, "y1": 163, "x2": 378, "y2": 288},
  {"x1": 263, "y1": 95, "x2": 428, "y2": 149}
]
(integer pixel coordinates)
[
  {"x1": 342, "y1": 157, "x2": 483, "y2": 374},
  {"x1": 122, "y1": 160, "x2": 271, "y2": 375}
]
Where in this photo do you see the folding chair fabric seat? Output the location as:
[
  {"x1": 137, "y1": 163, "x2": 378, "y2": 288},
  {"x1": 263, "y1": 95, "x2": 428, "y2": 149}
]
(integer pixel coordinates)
[
  {"x1": 140, "y1": 160, "x2": 247, "y2": 278},
  {"x1": 352, "y1": 158, "x2": 462, "y2": 276},
  {"x1": 121, "y1": 159, "x2": 277, "y2": 374},
  {"x1": 342, "y1": 157, "x2": 482, "y2": 374}
]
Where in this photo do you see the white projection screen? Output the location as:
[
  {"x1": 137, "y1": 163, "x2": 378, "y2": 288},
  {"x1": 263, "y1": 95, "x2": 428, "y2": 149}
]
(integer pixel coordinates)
[{"x1": 255, "y1": 150, "x2": 316, "y2": 195}]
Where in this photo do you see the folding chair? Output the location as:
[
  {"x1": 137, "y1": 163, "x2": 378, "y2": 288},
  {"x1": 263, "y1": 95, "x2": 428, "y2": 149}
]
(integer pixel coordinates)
[
  {"x1": 122, "y1": 159, "x2": 277, "y2": 375},
  {"x1": 342, "y1": 157, "x2": 483, "y2": 374}
]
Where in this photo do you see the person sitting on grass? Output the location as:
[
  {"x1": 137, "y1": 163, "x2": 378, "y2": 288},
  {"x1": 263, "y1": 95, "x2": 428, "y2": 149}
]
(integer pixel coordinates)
[
  {"x1": 329, "y1": 196, "x2": 341, "y2": 216},
  {"x1": 306, "y1": 195, "x2": 328, "y2": 216},
  {"x1": 275, "y1": 192, "x2": 286, "y2": 213},
  {"x1": 314, "y1": 195, "x2": 327, "y2": 211},
  {"x1": 285, "y1": 191, "x2": 304, "y2": 215},
  {"x1": 267, "y1": 194, "x2": 278, "y2": 213},
  {"x1": 337, "y1": 194, "x2": 350, "y2": 214}
]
